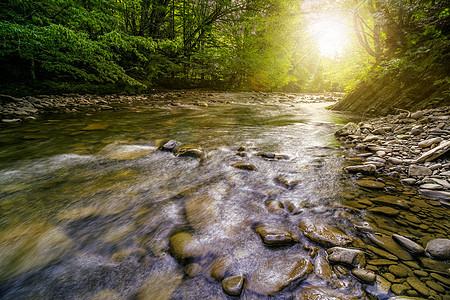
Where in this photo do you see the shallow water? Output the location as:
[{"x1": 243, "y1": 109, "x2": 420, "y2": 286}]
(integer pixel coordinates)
[{"x1": 0, "y1": 93, "x2": 448, "y2": 300}]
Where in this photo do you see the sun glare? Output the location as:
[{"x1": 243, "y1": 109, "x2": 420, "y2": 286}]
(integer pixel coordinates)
[{"x1": 309, "y1": 15, "x2": 350, "y2": 58}]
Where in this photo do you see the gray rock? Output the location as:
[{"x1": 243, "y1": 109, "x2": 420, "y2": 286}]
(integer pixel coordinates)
[
  {"x1": 222, "y1": 275, "x2": 245, "y2": 296},
  {"x1": 392, "y1": 234, "x2": 424, "y2": 255},
  {"x1": 419, "y1": 189, "x2": 450, "y2": 200},
  {"x1": 351, "y1": 268, "x2": 376, "y2": 283},
  {"x1": 344, "y1": 164, "x2": 377, "y2": 174},
  {"x1": 363, "y1": 135, "x2": 382, "y2": 142},
  {"x1": 2, "y1": 118, "x2": 21, "y2": 123},
  {"x1": 410, "y1": 111, "x2": 424, "y2": 119},
  {"x1": 419, "y1": 183, "x2": 443, "y2": 190},
  {"x1": 418, "y1": 137, "x2": 443, "y2": 148},
  {"x1": 413, "y1": 140, "x2": 450, "y2": 163},
  {"x1": 388, "y1": 157, "x2": 403, "y2": 165},
  {"x1": 158, "y1": 140, "x2": 180, "y2": 153},
  {"x1": 425, "y1": 238, "x2": 450, "y2": 260},
  {"x1": 408, "y1": 165, "x2": 432, "y2": 176},
  {"x1": 327, "y1": 247, "x2": 366, "y2": 267}
]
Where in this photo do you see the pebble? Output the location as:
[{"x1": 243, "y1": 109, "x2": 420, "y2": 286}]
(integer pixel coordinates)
[
  {"x1": 406, "y1": 276, "x2": 431, "y2": 296},
  {"x1": 351, "y1": 268, "x2": 376, "y2": 283},
  {"x1": 222, "y1": 275, "x2": 245, "y2": 296}
]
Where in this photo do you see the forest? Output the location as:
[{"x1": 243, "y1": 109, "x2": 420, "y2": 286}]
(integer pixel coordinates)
[{"x1": 0, "y1": 0, "x2": 449, "y2": 101}]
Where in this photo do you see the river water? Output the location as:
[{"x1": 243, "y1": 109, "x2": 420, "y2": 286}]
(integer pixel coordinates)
[{"x1": 0, "y1": 93, "x2": 448, "y2": 300}]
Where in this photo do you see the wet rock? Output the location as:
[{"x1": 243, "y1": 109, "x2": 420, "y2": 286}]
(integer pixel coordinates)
[
  {"x1": 367, "y1": 259, "x2": 397, "y2": 266},
  {"x1": 184, "y1": 263, "x2": 202, "y2": 277},
  {"x1": 425, "y1": 238, "x2": 450, "y2": 260},
  {"x1": 419, "y1": 189, "x2": 450, "y2": 200},
  {"x1": 357, "y1": 180, "x2": 385, "y2": 189},
  {"x1": 184, "y1": 194, "x2": 218, "y2": 232},
  {"x1": 335, "y1": 122, "x2": 361, "y2": 136},
  {"x1": 388, "y1": 157, "x2": 404, "y2": 165},
  {"x1": 371, "y1": 195, "x2": 410, "y2": 209},
  {"x1": 420, "y1": 257, "x2": 450, "y2": 273},
  {"x1": 406, "y1": 277, "x2": 431, "y2": 297},
  {"x1": 110, "y1": 248, "x2": 146, "y2": 263},
  {"x1": 368, "y1": 234, "x2": 413, "y2": 261},
  {"x1": 375, "y1": 275, "x2": 392, "y2": 296},
  {"x1": 351, "y1": 268, "x2": 376, "y2": 283},
  {"x1": 391, "y1": 283, "x2": 409, "y2": 295},
  {"x1": 299, "y1": 221, "x2": 352, "y2": 247},
  {"x1": 366, "y1": 245, "x2": 398, "y2": 261},
  {"x1": 168, "y1": 232, "x2": 203, "y2": 261},
  {"x1": 419, "y1": 183, "x2": 443, "y2": 190},
  {"x1": 210, "y1": 257, "x2": 232, "y2": 281},
  {"x1": 89, "y1": 290, "x2": 125, "y2": 300},
  {"x1": 255, "y1": 224, "x2": 299, "y2": 246},
  {"x1": 222, "y1": 275, "x2": 245, "y2": 296},
  {"x1": 176, "y1": 147, "x2": 205, "y2": 159},
  {"x1": 392, "y1": 234, "x2": 424, "y2": 255},
  {"x1": 82, "y1": 124, "x2": 109, "y2": 130},
  {"x1": 247, "y1": 256, "x2": 312, "y2": 295},
  {"x1": 296, "y1": 286, "x2": 358, "y2": 300},
  {"x1": 157, "y1": 139, "x2": 180, "y2": 153},
  {"x1": 265, "y1": 200, "x2": 285, "y2": 213},
  {"x1": 0, "y1": 223, "x2": 73, "y2": 281},
  {"x1": 408, "y1": 165, "x2": 432, "y2": 176},
  {"x1": 274, "y1": 177, "x2": 299, "y2": 189},
  {"x1": 258, "y1": 152, "x2": 276, "y2": 159},
  {"x1": 314, "y1": 255, "x2": 332, "y2": 280},
  {"x1": 430, "y1": 273, "x2": 450, "y2": 286},
  {"x1": 388, "y1": 265, "x2": 409, "y2": 278},
  {"x1": 2, "y1": 118, "x2": 22, "y2": 123},
  {"x1": 413, "y1": 140, "x2": 450, "y2": 163},
  {"x1": 327, "y1": 247, "x2": 366, "y2": 267},
  {"x1": 426, "y1": 280, "x2": 445, "y2": 293},
  {"x1": 232, "y1": 162, "x2": 255, "y2": 171},
  {"x1": 344, "y1": 164, "x2": 377, "y2": 174},
  {"x1": 368, "y1": 206, "x2": 400, "y2": 216},
  {"x1": 137, "y1": 265, "x2": 183, "y2": 300}
]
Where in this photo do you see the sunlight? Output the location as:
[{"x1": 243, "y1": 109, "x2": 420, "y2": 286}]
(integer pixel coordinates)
[{"x1": 308, "y1": 15, "x2": 350, "y2": 58}]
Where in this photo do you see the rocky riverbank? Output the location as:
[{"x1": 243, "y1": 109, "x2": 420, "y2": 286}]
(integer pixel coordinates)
[{"x1": 336, "y1": 106, "x2": 450, "y2": 204}]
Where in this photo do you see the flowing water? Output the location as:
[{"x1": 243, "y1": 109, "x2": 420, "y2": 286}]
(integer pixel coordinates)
[{"x1": 0, "y1": 93, "x2": 448, "y2": 300}]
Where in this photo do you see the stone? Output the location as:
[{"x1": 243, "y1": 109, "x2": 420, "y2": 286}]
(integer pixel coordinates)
[
  {"x1": 419, "y1": 189, "x2": 450, "y2": 200},
  {"x1": 255, "y1": 224, "x2": 299, "y2": 246},
  {"x1": 425, "y1": 238, "x2": 450, "y2": 260},
  {"x1": 368, "y1": 206, "x2": 400, "y2": 216},
  {"x1": 184, "y1": 194, "x2": 218, "y2": 232},
  {"x1": 82, "y1": 124, "x2": 109, "y2": 130},
  {"x1": 327, "y1": 247, "x2": 366, "y2": 267},
  {"x1": 296, "y1": 287, "x2": 358, "y2": 300},
  {"x1": 406, "y1": 277, "x2": 431, "y2": 297},
  {"x1": 368, "y1": 234, "x2": 413, "y2": 261},
  {"x1": 0, "y1": 223, "x2": 73, "y2": 281},
  {"x1": 408, "y1": 165, "x2": 432, "y2": 176},
  {"x1": 420, "y1": 257, "x2": 450, "y2": 273},
  {"x1": 418, "y1": 137, "x2": 443, "y2": 148},
  {"x1": 366, "y1": 245, "x2": 398, "y2": 260},
  {"x1": 89, "y1": 290, "x2": 125, "y2": 300},
  {"x1": 426, "y1": 281, "x2": 445, "y2": 293},
  {"x1": 157, "y1": 139, "x2": 180, "y2": 153},
  {"x1": 391, "y1": 283, "x2": 409, "y2": 295},
  {"x1": 411, "y1": 111, "x2": 424, "y2": 119},
  {"x1": 168, "y1": 232, "x2": 203, "y2": 261},
  {"x1": 376, "y1": 275, "x2": 392, "y2": 296},
  {"x1": 357, "y1": 180, "x2": 385, "y2": 189},
  {"x1": 210, "y1": 257, "x2": 231, "y2": 281},
  {"x1": 351, "y1": 268, "x2": 376, "y2": 283},
  {"x1": 299, "y1": 221, "x2": 352, "y2": 247},
  {"x1": 392, "y1": 234, "x2": 424, "y2": 255},
  {"x1": 137, "y1": 265, "x2": 183, "y2": 300},
  {"x1": 389, "y1": 265, "x2": 409, "y2": 278},
  {"x1": 413, "y1": 140, "x2": 450, "y2": 163},
  {"x1": 265, "y1": 201, "x2": 285, "y2": 213},
  {"x1": 232, "y1": 162, "x2": 255, "y2": 171},
  {"x1": 363, "y1": 135, "x2": 382, "y2": 142},
  {"x1": 176, "y1": 147, "x2": 205, "y2": 159},
  {"x1": 335, "y1": 122, "x2": 361, "y2": 136},
  {"x1": 419, "y1": 183, "x2": 443, "y2": 190},
  {"x1": 344, "y1": 164, "x2": 377, "y2": 174},
  {"x1": 430, "y1": 273, "x2": 450, "y2": 286},
  {"x1": 370, "y1": 196, "x2": 410, "y2": 209},
  {"x1": 368, "y1": 259, "x2": 397, "y2": 266},
  {"x1": 222, "y1": 275, "x2": 245, "y2": 296},
  {"x1": 314, "y1": 255, "x2": 332, "y2": 280},
  {"x1": 184, "y1": 263, "x2": 202, "y2": 277},
  {"x1": 388, "y1": 157, "x2": 404, "y2": 165},
  {"x1": 247, "y1": 256, "x2": 312, "y2": 295},
  {"x1": 2, "y1": 118, "x2": 21, "y2": 123}
]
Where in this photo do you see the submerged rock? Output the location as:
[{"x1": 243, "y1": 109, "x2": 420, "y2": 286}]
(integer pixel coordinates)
[
  {"x1": 168, "y1": 232, "x2": 203, "y2": 261},
  {"x1": 184, "y1": 194, "x2": 218, "y2": 232},
  {"x1": 344, "y1": 164, "x2": 377, "y2": 175},
  {"x1": 0, "y1": 223, "x2": 73, "y2": 281},
  {"x1": 222, "y1": 275, "x2": 245, "y2": 296},
  {"x1": 314, "y1": 255, "x2": 332, "y2": 280},
  {"x1": 157, "y1": 139, "x2": 180, "y2": 153},
  {"x1": 82, "y1": 124, "x2": 109, "y2": 130},
  {"x1": 89, "y1": 290, "x2": 125, "y2": 300},
  {"x1": 255, "y1": 224, "x2": 299, "y2": 246},
  {"x1": 357, "y1": 180, "x2": 385, "y2": 189},
  {"x1": 391, "y1": 234, "x2": 424, "y2": 255},
  {"x1": 425, "y1": 238, "x2": 450, "y2": 260},
  {"x1": 137, "y1": 264, "x2": 183, "y2": 300},
  {"x1": 368, "y1": 234, "x2": 413, "y2": 261},
  {"x1": 351, "y1": 268, "x2": 376, "y2": 283},
  {"x1": 296, "y1": 286, "x2": 358, "y2": 300},
  {"x1": 327, "y1": 247, "x2": 366, "y2": 267},
  {"x1": 299, "y1": 221, "x2": 352, "y2": 247},
  {"x1": 246, "y1": 256, "x2": 312, "y2": 295},
  {"x1": 232, "y1": 162, "x2": 255, "y2": 171},
  {"x1": 176, "y1": 146, "x2": 205, "y2": 159}
]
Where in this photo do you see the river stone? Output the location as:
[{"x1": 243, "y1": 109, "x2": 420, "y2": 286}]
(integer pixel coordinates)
[
  {"x1": 408, "y1": 165, "x2": 432, "y2": 176},
  {"x1": 375, "y1": 275, "x2": 392, "y2": 296},
  {"x1": 406, "y1": 277, "x2": 430, "y2": 297},
  {"x1": 425, "y1": 238, "x2": 450, "y2": 260},
  {"x1": 351, "y1": 268, "x2": 376, "y2": 283},
  {"x1": 176, "y1": 147, "x2": 205, "y2": 159},
  {"x1": 184, "y1": 263, "x2": 202, "y2": 277},
  {"x1": 222, "y1": 275, "x2": 245, "y2": 296},
  {"x1": 426, "y1": 280, "x2": 445, "y2": 293},
  {"x1": 327, "y1": 247, "x2": 366, "y2": 267},
  {"x1": 137, "y1": 265, "x2": 183, "y2": 300},
  {"x1": 370, "y1": 196, "x2": 410, "y2": 209},
  {"x1": 82, "y1": 124, "x2": 109, "y2": 130},
  {"x1": 392, "y1": 234, "x2": 424, "y2": 255},
  {"x1": 368, "y1": 234, "x2": 413, "y2": 261},
  {"x1": 420, "y1": 257, "x2": 450, "y2": 273},
  {"x1": 391, "y1": 284, "x2": 409, "y2": 295},
  {"x1": 299, "y1": 221, "x2": 352, "y2": 247},
  {"x1": 368, "y1": 206, "x2": 400, "y2": 216},
  {"x1": 232, "y1": 162, "x2": 255, "y2": 171},
  {"x1": 296, "y1": 286, "x2": 358, "y2": 300},
  {"x1": 246, "y1": 256, "x2": 312, "y2": 295},
  {"x1": 413, "y1": 140, "x2": 450, "y2": 163},
  {"x1": 184, "y1": 194, "x2": 218, "y2": 232},
  {"x1": 430, "y1": 273, "x2": 450, "y2": 286},
  {"x1": 335, "y1": 122, "x2": 361, "y2": 136},
  {"x1": 314, "y1": 255, "x2": 332, "y2": 280},
  {"x1": 265, "y1": 200, "x2": 285, "y2": 213},
  {"x1": 419, "y1": 183, "x2": 443, "y2": 190},
  {"x1": 418, "y1": 137, "x2": 443, "y2": 148},
  {"x1": 89, "y1": 290, "x2": 125, "y2": 300},
  {"x1": 419, "y1": 189, "x2": 450, "y2": 200},
  {"x1": 368, "y1": 259, "x2": 397, "y2": 266},
  {"x1": 357, "y1": 180, "x2": 385, "y2": 189},
  {"x1": 388, "y1": 297, "x2": 425, "y2": 300},
  {"x1": 0, "y1": 222, "x2": 73, "y2": 281},
  {"x1": 157, "y1": 139, "x2": 180, "y2": 153},
  {"x1": 255, "y1": 224, "x2": 299, "y2": 246},
  {"x1": 210, "y1": 257, "x2": 232, "y2": 281},
  {"x1": 345, "y1": 164, "x2": 377, "y2": 174},
  {"x1": 168, "y1": 232, "x2": 203, "y2": 261},
  {"x1": 366, "y1": 245, "x2": 398, "y2": 260},
  {"x1": 388, "y1": 265, "x2": 409, "y2": 278}
]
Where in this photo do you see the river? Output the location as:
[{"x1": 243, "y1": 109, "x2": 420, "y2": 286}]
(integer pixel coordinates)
[{"x1": 0, "y1": 93, "x2": 448, "y2": 300}]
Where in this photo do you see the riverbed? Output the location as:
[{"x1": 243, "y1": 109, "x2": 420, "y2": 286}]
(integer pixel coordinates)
[{"x1": 0, "y1": 93, "x2": 448, "y2": 300}]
